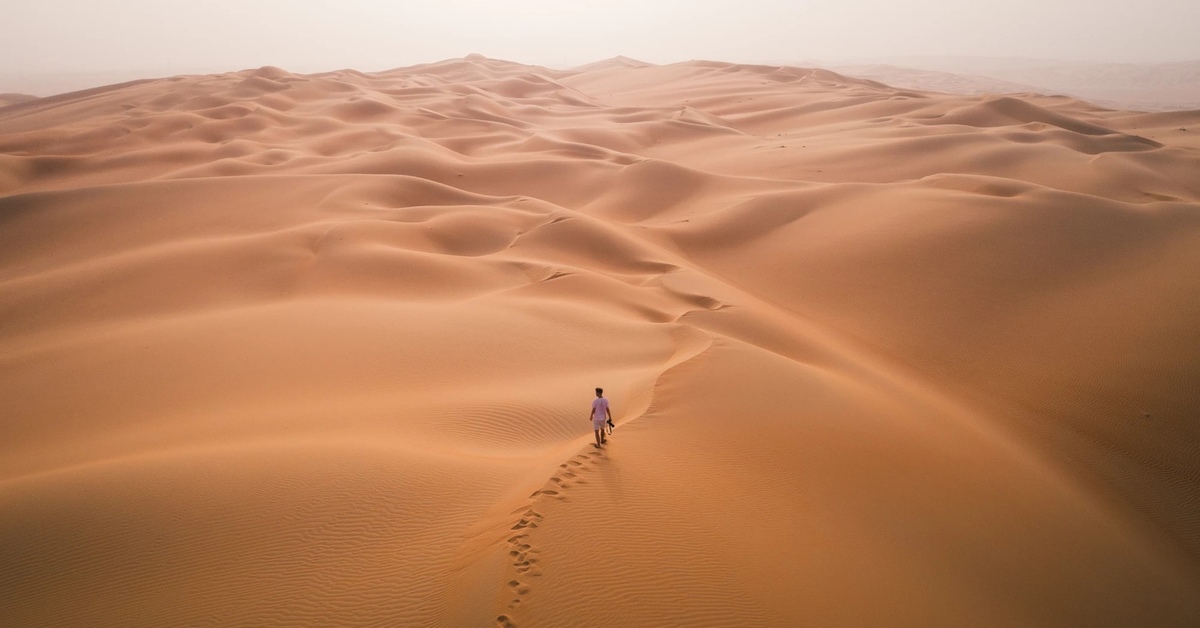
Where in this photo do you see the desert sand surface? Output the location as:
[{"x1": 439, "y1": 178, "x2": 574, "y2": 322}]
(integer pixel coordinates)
[{"x1": 2, "y1": 55, "x2": 1200, "y2": 627}]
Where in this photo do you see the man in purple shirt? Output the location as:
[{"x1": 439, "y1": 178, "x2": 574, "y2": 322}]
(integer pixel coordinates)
[{"x1": 589, "y1": 387, "x2": 612, "y2": 449}]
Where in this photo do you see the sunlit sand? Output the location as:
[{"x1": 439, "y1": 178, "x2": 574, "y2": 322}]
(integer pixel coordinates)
[{"x1": 2, "y1": 56, "x2": 1199, "y2": 626}]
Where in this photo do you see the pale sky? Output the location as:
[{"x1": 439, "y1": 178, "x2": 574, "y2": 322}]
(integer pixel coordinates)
[{"x1": 2, "y1": 0, "x2": 1199, "y2": 76}]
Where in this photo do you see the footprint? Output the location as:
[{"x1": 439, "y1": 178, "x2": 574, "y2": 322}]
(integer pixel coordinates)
[
  {"x1": 510, "y1": 512, "x2": 542, "y2": 530},
  {"x1": 499, "y1": 438, "x2": 612, "y2": 621}
]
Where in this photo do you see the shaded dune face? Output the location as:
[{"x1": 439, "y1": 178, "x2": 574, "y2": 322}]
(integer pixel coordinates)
[{"x1": 1, "y1": 57, "x2": 1199, "y2": 627}]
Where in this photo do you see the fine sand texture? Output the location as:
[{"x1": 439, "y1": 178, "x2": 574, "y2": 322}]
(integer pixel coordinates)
[{"x1": 2, "y1": 55, "x2": 1200, "y2": 627}]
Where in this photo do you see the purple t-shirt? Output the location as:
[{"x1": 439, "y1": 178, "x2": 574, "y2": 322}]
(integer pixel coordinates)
[{"x1": 592, "y1": 397, "x2": 609, "y2": 421}]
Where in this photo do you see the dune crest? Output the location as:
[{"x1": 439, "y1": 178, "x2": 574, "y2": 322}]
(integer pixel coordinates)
[{"x1": 2, "y1": 56, "x2": 1199, "y2": 627}]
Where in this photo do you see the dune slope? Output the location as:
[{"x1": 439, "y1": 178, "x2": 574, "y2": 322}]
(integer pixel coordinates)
[{"x1": 2, "y1": 57, "x2": 1199, "y2": 627}]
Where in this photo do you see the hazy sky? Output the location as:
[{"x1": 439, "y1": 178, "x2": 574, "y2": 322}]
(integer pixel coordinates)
[{"x1": 3, "y1": 0, "x2": 1199, "y2": 76}]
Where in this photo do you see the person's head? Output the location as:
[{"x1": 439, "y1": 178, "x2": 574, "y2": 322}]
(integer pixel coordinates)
[{"x1": 595, "y1": 387, "x2": 603, "y2": 397}]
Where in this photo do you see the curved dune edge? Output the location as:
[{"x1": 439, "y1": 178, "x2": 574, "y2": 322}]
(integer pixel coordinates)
[{"x1": 1, "y1": 56, "x2": 1199, "y2": 627}]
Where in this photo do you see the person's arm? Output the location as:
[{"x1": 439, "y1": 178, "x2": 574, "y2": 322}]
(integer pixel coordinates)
[{"x1": 606, "y1": 405, "x2": 613, "y2": 420}]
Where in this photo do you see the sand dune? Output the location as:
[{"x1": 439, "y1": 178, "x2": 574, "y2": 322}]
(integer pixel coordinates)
[
  {"x1": 831, "y1": 63, "x2": 1048, "y2": 98},
  {"x1": 835, "y1": 57, "x2": 1200, "y2": 112},
  {"x1": 0, "y1": 93, "x2": 38, "y2": 108},
  {"x1": 2, "y1": 56, "x2": 1199, "y2": 626}
]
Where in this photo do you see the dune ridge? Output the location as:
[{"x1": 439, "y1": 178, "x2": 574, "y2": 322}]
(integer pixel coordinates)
[{"x1": 2, "y1": 56, "x2": 1199, "y2": 626}]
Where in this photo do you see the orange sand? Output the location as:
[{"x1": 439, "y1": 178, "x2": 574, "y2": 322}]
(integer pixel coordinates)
[{"x1": 2, "y1": 56, "x2": 1199, "y2": 627}]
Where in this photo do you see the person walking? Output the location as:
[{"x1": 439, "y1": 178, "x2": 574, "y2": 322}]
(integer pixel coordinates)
[{"x1": 589, "y1": 387, "x2": 612, "y2": 449}]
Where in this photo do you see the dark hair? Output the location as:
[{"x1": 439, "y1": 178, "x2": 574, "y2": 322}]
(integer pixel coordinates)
[{"x1": 595, "y1": 387, "x2": 603, "y2": 395}]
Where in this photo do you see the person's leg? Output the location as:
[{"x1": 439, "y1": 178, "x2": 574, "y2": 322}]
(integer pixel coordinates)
[
  {"x1": 600, "y1": 427, "x2": 607, "y2": 444},
  {"x1": 594, "y1": 429, "x2": 603, "y2": 448}
]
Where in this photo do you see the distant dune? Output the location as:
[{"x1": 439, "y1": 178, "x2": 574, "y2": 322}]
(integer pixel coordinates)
[
  {"x1": 834, "y1": 57, "x2": 1200, "y2": 111},
  {"x1": 830, "y1": 64, "x2": 1049, "y2": 97},
  {"x1": 0, "y1": 93, "x2": 38, "y2": 107},
  {"x1": 2, "y1": 56, "x2": 1199, "y2": 627}
]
